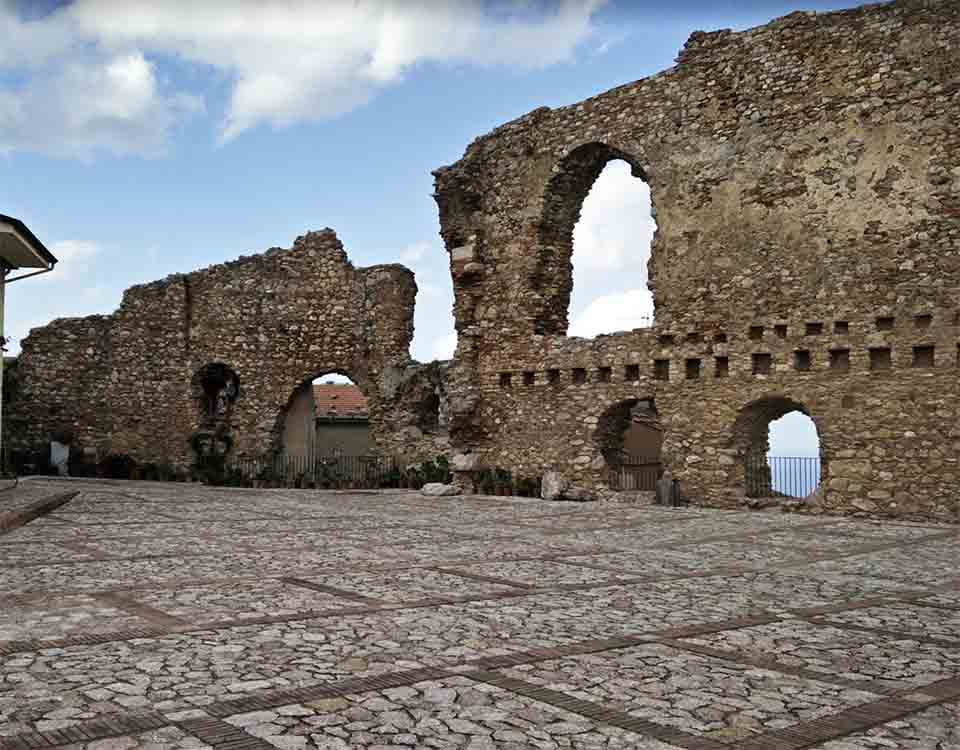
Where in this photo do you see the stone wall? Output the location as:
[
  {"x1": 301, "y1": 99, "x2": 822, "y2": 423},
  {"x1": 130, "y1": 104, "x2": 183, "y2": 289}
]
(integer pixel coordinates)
[
  {"x1": 8, "y1": 0, "x2": 959, "y2": 519},
  {"x1": 9, "y1": 230, "x2": 449, "y2": 468},
  {"x1": 432, "y1": 0, "x2": 960, "y2": 519}
]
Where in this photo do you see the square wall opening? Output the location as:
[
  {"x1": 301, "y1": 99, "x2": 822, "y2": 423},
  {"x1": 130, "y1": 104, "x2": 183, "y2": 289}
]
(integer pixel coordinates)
[
  {"x1": 869, "y1": 347, "x2": 892, "y2": 370},
  {"x1": 830, "y1": 349, "x2": 850, "y2": 371},
  {"x1": 752, "y1": 353, "x2": 772, "y2": 375},
  {"x1": 912, "y1": 345, "x2": 935, "y2": 368}
]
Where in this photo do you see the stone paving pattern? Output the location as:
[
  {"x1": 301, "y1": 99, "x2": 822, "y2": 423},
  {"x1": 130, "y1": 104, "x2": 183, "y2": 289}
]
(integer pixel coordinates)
[{"x1": 1, "y1": 479, "x2": 959, "y2": 749}]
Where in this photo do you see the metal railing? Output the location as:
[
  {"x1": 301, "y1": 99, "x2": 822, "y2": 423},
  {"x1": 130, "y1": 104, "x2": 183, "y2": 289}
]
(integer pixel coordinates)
[
  {"x1": 608, "y1": 455, "x2": 662, "y2": 491},
  {"x1": 746, "y1": 454, "x2": 821, "y2": 498},
  {"x1": 229, "y1": 454, "x2": 401, "y2": 488}
]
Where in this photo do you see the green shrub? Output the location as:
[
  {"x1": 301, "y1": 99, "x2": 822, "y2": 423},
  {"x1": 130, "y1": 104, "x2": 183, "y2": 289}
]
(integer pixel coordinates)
[
  {"x1": 479, "y1": 469, "x2": 495, "y2": 494},
  {"x1": 493, "y1": 467, "x2": 512, "y2": 488},
  {"x1": 98, "y1": 453, "x2": 136, "y2": 479}
]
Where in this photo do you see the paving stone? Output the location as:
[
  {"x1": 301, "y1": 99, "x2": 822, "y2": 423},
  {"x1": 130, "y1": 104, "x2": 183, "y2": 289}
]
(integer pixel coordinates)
[
  {"x1": 224, "y1": 676, "x2": 669, "y2": 748},
  {"x1": 1, "y1": 483, "x2": 957, "y2": 746},
  {"x1": 681, "y1": 619, "x2": 960, "y2": 690},
  {"x1": 814, "y1": 700, "x2": 960, "y2": 749},
  {"x1": 501, "y1": 643, "x2": 881, "y2": 742}
]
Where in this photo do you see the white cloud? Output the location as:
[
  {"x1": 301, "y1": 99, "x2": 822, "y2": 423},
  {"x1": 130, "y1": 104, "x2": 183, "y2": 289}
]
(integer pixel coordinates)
[
  {"x1": 0, "y1": 0, "x2": 605, "y2": 155},
  {"x1": 567, "y1": 159, "x2": 656, "y2": 337},
  {"x1": 0, "y1": 2, "x2": 74, "y2": 70},
  {"x1": 399, "y1": 241, "x2": 430, "y2": 266},
  {"x1": 768, "y1": 412, "x2": 820, "y2": 457},
  {"x1": 403, "y1": 238, "x2": 457, "y2": 363},
  {"x1": 313, "y1": 372, "x2": 354, "y2": 385},
  {"x1": 571, "y1": 159, "x2": 655, "y2": 274},
  {"x1": 592, "y1": 30, "x2": 628, "y2": 57},
  {"x1": 42, "y1": 240, "x2": 100, "y2": 282},
  {"x1": 568, "y1": 289, "x2": 653, "y2": 338},
  {"x1": 430, "y1": 331, "x2": 458, "y2": 361},
  {"x1": 0, "y1": 46, "x2": 202, "y2": 157}
]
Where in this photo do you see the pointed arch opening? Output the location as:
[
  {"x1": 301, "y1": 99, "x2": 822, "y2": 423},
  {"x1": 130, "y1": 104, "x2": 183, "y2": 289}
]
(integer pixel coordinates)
[{"x1": 534, "y1": 142, "x2": 657, "y2": 337}]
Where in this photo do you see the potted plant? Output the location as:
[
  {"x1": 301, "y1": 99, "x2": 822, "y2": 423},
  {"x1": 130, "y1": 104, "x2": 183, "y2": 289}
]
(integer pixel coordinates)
[
  {"x1": 479, "y1": 469, "x2": 495, "y2": 496},
  {"x1": 493, "y1": 467, "x2": 513, "y2": 496},
  {"x1": 381, "y1": 467, "x2": 402, "y2": 489}
]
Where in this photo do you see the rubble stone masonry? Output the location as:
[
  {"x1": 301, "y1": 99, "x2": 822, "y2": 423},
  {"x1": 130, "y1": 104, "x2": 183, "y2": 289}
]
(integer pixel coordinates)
[
  {"x1": 8, "y1": 230, "x2": 449, "y2": 467},
  {"x1": 9, "y1": 0, "x2": 960, "y2": 519},
  {"x1": 431, "y1": 0, "x2": 960, "y2": 518}
]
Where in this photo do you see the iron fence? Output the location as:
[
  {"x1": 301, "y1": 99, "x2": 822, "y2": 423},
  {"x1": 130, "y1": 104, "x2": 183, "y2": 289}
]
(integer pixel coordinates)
[
  {"x1": 228, "y1": 454, "x2": 402, "y2": 488},
  {"x1": 746, "y1": 454, "x2": 821, "y2": 498},
  {"x1": 608, "y1": 455, "x2": 662, "y2": 491}
]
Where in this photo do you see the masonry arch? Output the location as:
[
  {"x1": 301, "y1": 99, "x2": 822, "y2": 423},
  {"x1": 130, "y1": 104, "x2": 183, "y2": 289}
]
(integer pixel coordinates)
[
  {"x1": 191, "y1": 362, "x2": 240, "y2": 434},
  {"x1": 731, "y1": 396, "x2": 824, "y2": 499},
  {"x1": 189, "y1": 362, "x2": 240, "y2": 472},
  {"x1": 278, "y1": 371, "x2": 372, "y2": 459},
  {"x1": 594, "y1": 397, "x2": 664, "y2": 490},
  {"x1": 533, "y1": 141, "x2": 656, "y2": 336}
]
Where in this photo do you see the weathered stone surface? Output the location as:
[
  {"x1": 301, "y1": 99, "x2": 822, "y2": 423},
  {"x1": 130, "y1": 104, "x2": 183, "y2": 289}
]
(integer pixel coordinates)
[
  {"x1": 565, "y1": 486, "x2": 597, "y2": 502},
  {"x1": 7, "y1": 0, "x2": 960, "y2": 521},
  {"x1": 430, "y1": 0, "x2": 960, "y2": 520},
  {"x1": 541, "y1": 471, "x2": 568, "y2": 501},
  {"x1": 2, "y1": 481, "x2": 958, "y2": 744},
  {"x1": 451, "y1": 452, "x2": 483, "y2": 473},
  {"x1": 421, "y1": 482, "x2": 460, "y2": 497},
  {"x1": 9, "y1": 230, "x2": 450, "y2": 468}
]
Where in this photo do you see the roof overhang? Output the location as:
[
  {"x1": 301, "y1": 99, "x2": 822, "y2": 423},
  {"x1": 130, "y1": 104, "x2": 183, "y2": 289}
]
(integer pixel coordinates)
[{"x1": 0, "y1": 214, "x2": 57, "y2": 271}]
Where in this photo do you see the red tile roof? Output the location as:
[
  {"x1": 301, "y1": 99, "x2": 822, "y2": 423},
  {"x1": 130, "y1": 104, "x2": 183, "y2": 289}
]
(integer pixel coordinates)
[{"x1": 313, "y1": 383, "x2": 368, "y2": 418}]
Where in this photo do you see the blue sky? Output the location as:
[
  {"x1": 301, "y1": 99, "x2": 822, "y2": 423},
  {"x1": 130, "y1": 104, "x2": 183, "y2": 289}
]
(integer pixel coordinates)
[{"x1": 1, "y1": 0, "x2": 858, "y2": 453}]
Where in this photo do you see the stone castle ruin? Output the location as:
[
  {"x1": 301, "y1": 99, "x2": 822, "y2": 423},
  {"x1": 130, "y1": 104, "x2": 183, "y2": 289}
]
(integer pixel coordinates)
[
  {"x1": 8, "y1": 232, "x2": 451, "y2": 471},
  {"x1": 8, "y1": 0, "x2": 959, "y2": 519}
]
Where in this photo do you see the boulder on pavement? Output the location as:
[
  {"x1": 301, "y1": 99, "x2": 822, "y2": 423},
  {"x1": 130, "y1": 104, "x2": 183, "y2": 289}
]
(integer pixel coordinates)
[{"x1": 421, "y1": 482, "x2": 461, "y2": 497}]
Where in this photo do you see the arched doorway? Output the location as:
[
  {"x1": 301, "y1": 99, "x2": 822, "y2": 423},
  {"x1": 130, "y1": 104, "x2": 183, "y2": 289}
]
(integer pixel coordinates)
[
  {"x1": 595, "y1": 398, "x2": 663, "y2": 491},
  {"x1": 275, "y1": 372, "x2": 381, "y2": 487},
  {"x1": 281, "y1": 373, "x2": 371, "y2": 459},
  {"x1": 732, "y1": 397, "x2": 823, "y2": 499}
]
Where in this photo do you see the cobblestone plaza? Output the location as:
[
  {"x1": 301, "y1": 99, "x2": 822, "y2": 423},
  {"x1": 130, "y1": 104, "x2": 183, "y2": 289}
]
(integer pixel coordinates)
[{"x1": 1, "y1": 481, "x2": 958, "y2": 749}]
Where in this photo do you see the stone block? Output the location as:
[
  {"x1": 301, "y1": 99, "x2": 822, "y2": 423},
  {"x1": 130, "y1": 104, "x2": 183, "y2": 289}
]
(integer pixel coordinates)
[{"x1": 421, "y1": 483, "x2": 461, "y2": 497}]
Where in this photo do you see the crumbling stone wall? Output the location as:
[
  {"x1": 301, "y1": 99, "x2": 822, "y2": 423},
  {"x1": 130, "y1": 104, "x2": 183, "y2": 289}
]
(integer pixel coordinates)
[
  {"x1": 9, "y1": 0, "x2": 958, "y2": 519},
  {"x1": 9, "y1": 230, "x2": 448, "y2": 468},
  {"x1": 433, "y1": 0, "x2": 960, "y2": 519}
]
